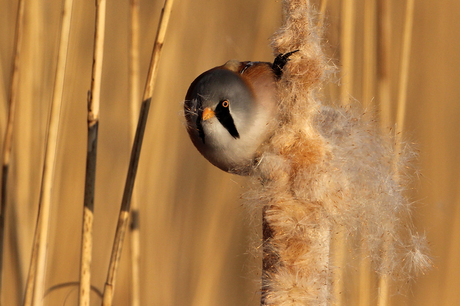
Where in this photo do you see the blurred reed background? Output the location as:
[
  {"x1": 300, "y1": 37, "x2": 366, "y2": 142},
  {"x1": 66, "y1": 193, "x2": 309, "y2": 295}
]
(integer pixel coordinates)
[{"x1": 0, "y1": 0, "x2": 459, "y2": 305}]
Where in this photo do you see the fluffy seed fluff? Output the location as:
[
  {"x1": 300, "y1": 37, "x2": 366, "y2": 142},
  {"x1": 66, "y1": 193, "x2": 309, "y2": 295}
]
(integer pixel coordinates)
[{"x1": 245, "y1": 0, "x2": 431, "y2": 304}]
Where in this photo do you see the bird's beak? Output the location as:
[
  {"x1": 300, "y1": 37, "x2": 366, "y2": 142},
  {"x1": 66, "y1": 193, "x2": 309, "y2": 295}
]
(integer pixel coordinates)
[{"x1": 202, "y1": 107, "x2": 215, "y2": 121}]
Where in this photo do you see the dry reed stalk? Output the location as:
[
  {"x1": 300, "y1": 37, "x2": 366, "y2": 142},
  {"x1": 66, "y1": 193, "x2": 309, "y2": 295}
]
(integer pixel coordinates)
[
  {"x1": 375, "y1": 0, "x2": 392, "y2": 296},
  {"x1": 142, "y1": 0, "x2": 174, "y2": 101},
  {"x1": 101, "y1": 98, "x2": 150, "y2": 306},
  {"x1": 318, "y1": 0, "x2": 328, "y2": 29},
  {"x1": 358, "y1": 250, "x2": 372, "y2": 306},
  {"x1": 362, "y1": 0, "x2": 376, "y2": 108},
  {"x1": 101, "y1": 0, "x2": 174, "y2": 304},
  {"x1": 359, "y1": 1, "x2": 376, "y2": 305},
  {"x1": 79, "y1": 0, "x2": 106, "y2": 305},
  {"x1": 395, "y1": 0, "x2": 414, "y2": 145},
  {"x1": 0, "y1": 0, "x2": 25, "y2": 300},
  {"x1": 23, "y1": 229, "x2": 39, "y2": 306},
  {"x1": 332, "y1": 0, "x2": 357, "y2": 303},
  {"x1": 377, "y1": 273, "x2": 389, "y2": 306},
  {"x1": 375, "y1": 3, "x2": 392, "y2": 301},
  {"x1": 128, "y1": 1, "x2": 141, "y2": 306},
  {"x1": 28, "y1": 0, "x2": 74, "y2": 305},
  {"x1": 189, "y1": 177, "x2": 241, "y2": 306},
  {"x1": 443, "y1": 187, "x2": 460, "y2": 304},
  {"x1": 377, "y1": 1, "x2": 415, "y2": 305},
  {"x1": 340, "y1": 0, "x2": 355, "y2": 104},
  {"x1": 0, "y1": 58, "x2": 5, "y2": 120},
  {"x1": 377, "y1": 0, "x2": 391, "y2": 128}
]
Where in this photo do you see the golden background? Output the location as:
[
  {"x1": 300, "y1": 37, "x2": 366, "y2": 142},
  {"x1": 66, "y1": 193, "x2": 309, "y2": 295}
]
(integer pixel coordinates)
[{"x1": 0, "y1": 0, "x2": 459, "y2": 305}]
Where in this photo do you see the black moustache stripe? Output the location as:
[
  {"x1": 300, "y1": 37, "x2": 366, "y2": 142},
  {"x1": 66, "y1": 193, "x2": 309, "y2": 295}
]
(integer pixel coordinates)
[{"x1": 215, "y1": 101, "x2": 240, "y2": 139}]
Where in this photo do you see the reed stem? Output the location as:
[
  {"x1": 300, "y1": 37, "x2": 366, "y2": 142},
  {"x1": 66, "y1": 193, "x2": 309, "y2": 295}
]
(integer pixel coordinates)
[
  {"x1": 333, "y1": 1, "x2": 357, "y2": 304},
  {"x1": 30, "y1": 0, "x2": 74, "y2": 305},
  {"x1": 359, "y1": 1, "x2": 376, "y2": 304},
  {"x1": 101, "y1": 0, "x2": 174, "y2": 304},
  {"x1": 395, "y1": 0, "x2": 414, "y2": 141},
  {"x1": 0, "y1": 0, "x2": 25, "y2": 300},
  {"x1": 318, "y1": 0, "x2": 328, "y2": 29},
  {"x1": 101, "y1": 98, "x2": 150, "y2": 306},
  {"x1": 78, "y1": 0, "x2": 106, "y2": 305},
  {"x1": 340, "y1": 0, "x2": 355, "y2": 104},
  {"x1": 377, "y1": 0, "x2": 392, "y2": 129},
  {"x1": 362, "y1": 0, "x2": 376, "y2": 109},
  {"x1": 378, "y1": 1, "x2": 415, "y2": 305},
  {"x1": 128, "y1": 0, "x2": 141, "y2": 305}
]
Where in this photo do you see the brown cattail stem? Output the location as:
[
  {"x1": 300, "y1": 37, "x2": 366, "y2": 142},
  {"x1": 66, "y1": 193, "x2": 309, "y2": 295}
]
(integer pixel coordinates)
[
  {"x1": 258, "y1": 0, "x2": 333, "y2": 304},
  {"x1": 261, "y1": 207, "x2": 277, "y2": 305},
  {"x1": 257, "y1": 0, "x2": 427, "y2": 305}
]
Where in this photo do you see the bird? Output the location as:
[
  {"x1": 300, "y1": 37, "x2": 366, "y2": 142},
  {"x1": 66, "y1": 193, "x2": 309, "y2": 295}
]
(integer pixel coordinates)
[{"x1": 184, "y1": 51, "x2": 298, "y2": 175}]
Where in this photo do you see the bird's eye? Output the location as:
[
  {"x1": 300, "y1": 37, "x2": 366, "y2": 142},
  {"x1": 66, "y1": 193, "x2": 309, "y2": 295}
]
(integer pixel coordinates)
[{"x1": 221, "y1": 100, "x2": 229, "y2": 108}]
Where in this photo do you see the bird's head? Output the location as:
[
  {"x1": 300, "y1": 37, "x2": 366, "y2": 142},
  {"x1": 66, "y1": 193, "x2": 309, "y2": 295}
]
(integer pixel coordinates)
[{"x1": 184, "y1": 52, "x2": 297, "y2": 175}]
